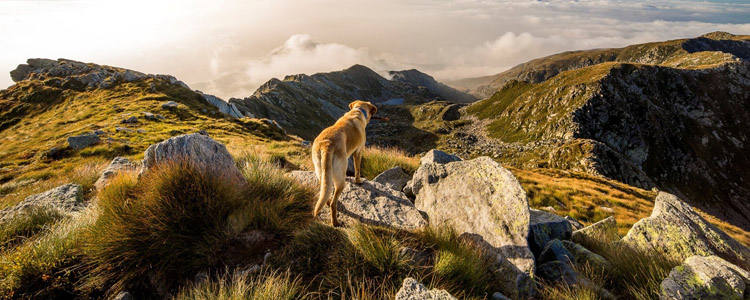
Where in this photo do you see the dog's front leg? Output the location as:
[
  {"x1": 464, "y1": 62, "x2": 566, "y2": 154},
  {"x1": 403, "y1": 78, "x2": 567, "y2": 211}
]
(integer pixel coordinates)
[{"x1": 353, "y1": 149, "x2": 363, "y2": 184}]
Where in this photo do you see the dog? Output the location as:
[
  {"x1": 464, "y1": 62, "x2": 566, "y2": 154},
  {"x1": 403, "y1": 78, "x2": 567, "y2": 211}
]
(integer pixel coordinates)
[{"x1": 312, "y1": 100, "x2": 377, "y2": 226}]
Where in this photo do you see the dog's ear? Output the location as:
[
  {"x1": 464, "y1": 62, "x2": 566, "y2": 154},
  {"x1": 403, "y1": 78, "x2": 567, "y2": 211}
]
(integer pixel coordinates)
[
  {"x1": 349, "y1": 102, "x2": 356, "y2": 110},
  {"x1": 369, "y1": 104, "x2": 378, "y2": 116}
]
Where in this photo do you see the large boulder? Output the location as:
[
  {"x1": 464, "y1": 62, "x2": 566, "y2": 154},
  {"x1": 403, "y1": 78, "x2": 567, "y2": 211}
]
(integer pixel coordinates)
[
  {"x1": 95, "y1": 157, "x2": 136, "y2": 191},
  {"x1": 140, "y1": 133, "x2": 245, "y2": 184},
  {"x1": 621, "y1": 192, "x2": 750, "y2": 270},
  {"x1": 529, "y1": 208, "x2": 572, "y2": 256},
  {"x1": 403, "y1": 149, "x2": 461, "y2": 199},
  {"x1": 372, "y1": 166, "x2": 411, "y2": 192},
  {"x1": 287, "y1": 171, "x2": 427, "y2": 230},
  {"x1": 0, "y1": 184, "x2": 83, "y2": 221},
  {"x1": 572, "y1": 216, "x2": 619, "y2": 245},
  {"x1": 410, "y1": 156, "x2": 534, "y2": 298},
  {"x1": 67, "y1": 132, "x2": 100, "y2": 150},
  {"x1": 660, "y1": 255, "x2": 750, "y2": 300},
  {"x1": 395, "y1": 277, "x2": 457, "y2": 300}
]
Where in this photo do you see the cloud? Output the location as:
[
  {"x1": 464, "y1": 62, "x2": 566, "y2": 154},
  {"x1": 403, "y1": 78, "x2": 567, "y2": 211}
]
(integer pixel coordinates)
[{"x1": 194, "y1": 34, "x2": 402, "y2": 99}]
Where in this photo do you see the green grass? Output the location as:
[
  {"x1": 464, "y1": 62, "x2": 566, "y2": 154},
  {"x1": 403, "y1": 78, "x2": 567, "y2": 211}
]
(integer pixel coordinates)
[
  {"x1": 175, "y1": 269, "x2": 306, "y2": 300},
  {"x1": 360, "y1": 146, "x2": 419, "y2": 179}
]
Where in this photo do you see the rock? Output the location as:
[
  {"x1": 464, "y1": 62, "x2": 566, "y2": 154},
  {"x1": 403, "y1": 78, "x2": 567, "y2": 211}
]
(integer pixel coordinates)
[
  {"x1": 441, "y1": 104, "x2": 461, "y2": 121},
  {"x1": 116, "y1": 127, "x2": 133, "y2": 133},
  {"x1": 137, "y1": 129, "x2": 146, "y2": 133},
  {"x1": 142, "y1": 112, "x2": 160, "y2": 121},
  {"x1": 565, "y1": 216, "x2": 585, "y2": 230},
  {"x1": 121, "y1": 116, "x2": 138, "y2": 124},
  {"x1": 529, "y1": 208, "x2": 572, "y2": 256},
  {"x1": 399, "y1": 247, "x2": 428, "y2": 265},
  {"x1": 10, "y1": 63, "x2": 33, "y2": 82},
  {"x1": 113, "y1": 291, "x2": 132, "y2": 300},
  {"x1": 599, "y1": 206, "x2": 615, "y2": 213},
  {"x1": 300, "y1": 141, "x2": 311, "y2": 147},
  {"x1": 660, "y1": 255, "x2": 750, "y2": 300},
  {"x1": 419, "y1": 149, "x2": 462, "y2": 165},
  {"x1": 95, "y1": 157, "x2": 135, "y2": 191},
  {"x1": 287, "y1": 171, "x2": 427, "y2": 230},
  {"x1": 94, "y1": 129, "x2": 106, "y2": 136},
  {"x1": 140, "y1": 133, "x2": 245, "y2": 185},
  {"x1": 572, "y1": 216, "x2": 619, "y2": 245},
  {"x1": 263, "y1": 252, "x2": 272, "y2": 265},
  {"x1": 537, "y1": 260, "x2": 578, "y2": 287},
  {"x1": 491, "y1": 292, "x2": 511, "y2": 300},
  {"x1": 67, "y1": 132, "x2": 100, "y2": 150},
  {"x1": 373, "y1": 166, "x2": 411, "y2": 192},
  {"x1": 561, "y1": 240, "x2": 612, "y2": 273},
  {"x1": 0, "y1": 184, "x2": 83, "y2": 221},
  {"x1": 621, "y1": 192, "x2": 750, "y2": 270},
  {"x1": 194, "y1": 272, "x2": 208, "y2": 284},
  {"x1": 162, "y1": 101, "x2": 179, "y2": 109},
  {"x1": 395, "y1": 277, "x2": 457, "y2": 300},
  {"x1": 410, "y1": 156, "x2": 534, "y2": 298},
  {"x1": 538, "y1": 239, "x2": 574, "y2": 265},
  {"x1": 198, "y1": 91, "x2": 243, "y2": 118}
]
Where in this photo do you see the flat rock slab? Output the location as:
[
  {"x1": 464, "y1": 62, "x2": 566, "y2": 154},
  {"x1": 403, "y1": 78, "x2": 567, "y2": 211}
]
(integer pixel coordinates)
[
  {"x1": 287, "y1": 171, "x2": 427, "y2": 230},
  {"x1": 660, "y1": 255, "x2": 750, "y2": 300},
  {"x1": 0, "y1": 184, "x2": 83, "y2": 221},
  {"x1": 572, "y1": 216, "x2": 619, "y2": 245},
  {"x1": 621, "y1": 192, "x2": 750, "y2": 270},
  {"x1": 373, "y1": 166, "x2": 411, "y2": 192}
]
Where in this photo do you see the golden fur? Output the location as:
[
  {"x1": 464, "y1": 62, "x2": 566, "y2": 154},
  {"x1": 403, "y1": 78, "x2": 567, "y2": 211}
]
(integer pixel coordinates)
[{"x1": 312, "y1": 100, "x2": 377, "y2": 226}]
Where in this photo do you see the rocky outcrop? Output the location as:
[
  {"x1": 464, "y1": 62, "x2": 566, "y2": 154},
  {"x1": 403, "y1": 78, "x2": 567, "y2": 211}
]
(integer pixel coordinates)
[
  {"x1": 372, "y1": 166, "x2": 411, "y2": 192},
  {"x1": 197, "y1": 91, "x2": 244, "y2": 118},
  {"x1": 287, "y1": 171, "x2": 427, "y2": 230},
  {"x1": 0, "y1": 184, "x2": 83, "y2": 221},
  {"x1": 140, "y1": 134, "x2": 245, "y2": 184},
  {"x1": 395, "y1": 277, "x2": 457, "y2": 300},
  {"x1": 571, "y1": 216, "x2": 619, "y2": 245},
  {"x1": 95, "y1": 157, "x2": 136, "y2": 191},
  {"x1": 410, "y1": 156, "x2": 534, "y2": 298},
  {"x1": 621, "y1": 192, "x2": 750, "y2": 270},
  {"x1": 67, "y1": 132, "x2": 100, "y2": 150},
  {"x1": 528, "y1": 208, "x2": 572, "y2": 256},
  {"x1": 660, "y1": 255, "x2": 750, "y2": 300},
  {"x1": 561, "y1": 240, "x2": 612, "y2": 273}
]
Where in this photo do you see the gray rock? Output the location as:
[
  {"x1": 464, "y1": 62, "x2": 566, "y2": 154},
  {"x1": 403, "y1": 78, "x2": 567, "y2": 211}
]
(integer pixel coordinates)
[
  {"x1": 491, "y1": 292, "x2": 511, "y2": 300},
  {"x1": 621, "y1": 192, "x2": 750, "y2": 270},
  {"x1": 121, "y1": 116, "x2": 138, "y2": 124},
  {"x1": 0, "y1": 184, "x2": 83, "y2": 221},
  {"x1": 198, "y1": 91, "x2": 243, "y2": 118},
  {"x1": 116, "y1": 127, "x2": 134, "y2": 133},
  {"x1": 10, "y1": 63, "x2": 33, "y2": 82},
  {"x1": 95, "y1": 157, "x2": 135, "y2": 191},
  {"x1": 161, "y1": 101, "x2": 179, "y2": 109},
  {"x1": 137, "y1": 129, "x2": 146, "y2": 133},
  {"x1": 561, "y1": 240, "x2": 612, "y2": 273},
  {"x1": 67, "y1": 132, "x2": 100, "y2": 150},
  {"x1": 287, "y1": 171, "x2": 426, "y2": 230},
  {"x1": 113, "y1": 291, "x2": 132, "y2": 300},
  {"x1": 395, "y1": 277, "x2": 457, "y2": 300},
  {"x1": 94, "y1": 129, "x2": 106, "y2": 136},
  {"x1": 372, "y1": 166, "x2": 411, "y2": 192},
  {"x1": 565, "y1": 216, "x2": 585, "y2": 230},
  {"x1": 529, "y1": 208, "x2": 572, "y2": 256},
  {"x1": 142, "y1": 112, "x2": 160, "y2": 121},
  {"x1": 410, "y1": 156, "x2": 534, "y2": 298},
  {"x1": 538, "y1": 239, "x2": 575, "y2": 265},
  {"x1": 537, "y1": 260, "x2": 578, "y2": 287},
  {"x1": 660, "y1": 255, "x2": 750, "y2": 300},
  {"x1": 399, "y1": 247, "x2": 428, "y2": 265},
  {"x1": 419, "y1": 149, "x2": 462, "y2": 165},
  {"x1": 572, "y1": 216, "x2": 619, "y2": 245},
  {"x1": 140, "y1": 134, "x2": 245, "y2": 185}
]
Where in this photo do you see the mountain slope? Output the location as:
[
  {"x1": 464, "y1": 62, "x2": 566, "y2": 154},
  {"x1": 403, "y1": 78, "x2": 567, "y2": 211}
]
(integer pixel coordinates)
[
  {"x1": 229, "y1": 65, "x2": 475, "y2": 140},
  {"x1": 451, "y1": 31, "x2": 750, "y2": 98},
  {"x1": 453, "y1": 36, "x2": 750, "y2": 230}
]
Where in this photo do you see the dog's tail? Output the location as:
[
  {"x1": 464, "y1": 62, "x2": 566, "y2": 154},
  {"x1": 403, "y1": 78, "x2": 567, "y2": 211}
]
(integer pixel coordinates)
[{"x1": 313, "y1": 146, "x2": 334, "y2": 217}]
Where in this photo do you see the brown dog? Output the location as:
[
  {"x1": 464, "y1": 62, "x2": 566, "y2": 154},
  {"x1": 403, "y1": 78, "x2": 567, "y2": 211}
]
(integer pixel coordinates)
[{"x1": 312, "y1": 100, "x2": 377, "y2": 226}]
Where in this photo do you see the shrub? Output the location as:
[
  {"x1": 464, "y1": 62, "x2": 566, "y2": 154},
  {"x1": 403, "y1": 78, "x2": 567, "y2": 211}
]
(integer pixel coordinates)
[
  {"x1": 83, "y1": 160, "x2": 246, "y2": 296},
  {"x1": 174, "y1": 269, "x2": 306, "y2": 300}
]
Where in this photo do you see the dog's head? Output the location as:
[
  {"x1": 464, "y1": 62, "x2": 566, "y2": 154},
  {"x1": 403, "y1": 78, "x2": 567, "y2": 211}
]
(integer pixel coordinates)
[{"x1": 349, "y1": 100, "x2": 377, "y2": 121}]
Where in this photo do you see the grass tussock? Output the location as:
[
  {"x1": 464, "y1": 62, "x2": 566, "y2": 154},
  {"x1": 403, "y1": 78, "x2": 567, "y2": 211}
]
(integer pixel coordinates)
[
  {"x1": 174, "y1": 269, "x2": 306, "y2": 300},
  {"x1": 0, "y1": 206, "x2": 64, "y2": 250},
  {"x1": 360, "y1": 146, "x2": 419, "y2": 180}
]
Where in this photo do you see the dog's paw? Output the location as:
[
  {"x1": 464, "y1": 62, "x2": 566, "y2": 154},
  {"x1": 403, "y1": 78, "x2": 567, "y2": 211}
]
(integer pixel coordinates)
[{"x1": 354, "y1": 178, "x2": 364, "y2": 184}]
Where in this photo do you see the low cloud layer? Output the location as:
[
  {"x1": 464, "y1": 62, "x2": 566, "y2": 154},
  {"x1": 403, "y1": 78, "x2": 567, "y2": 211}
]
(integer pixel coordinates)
[{"x1": 2, "y1": 0, "x2": 750, "y2": 99}]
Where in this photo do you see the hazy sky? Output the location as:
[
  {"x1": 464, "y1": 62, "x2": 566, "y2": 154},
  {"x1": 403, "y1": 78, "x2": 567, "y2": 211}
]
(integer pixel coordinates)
[{"x1": 2, "y1": 0, "x2": 749, "y2": 99}]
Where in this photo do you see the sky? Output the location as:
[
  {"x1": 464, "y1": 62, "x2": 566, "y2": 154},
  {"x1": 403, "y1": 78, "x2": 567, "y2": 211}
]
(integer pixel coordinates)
[{"x1": 1, "y1": 0, "x2": 749, "y2": 99}]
